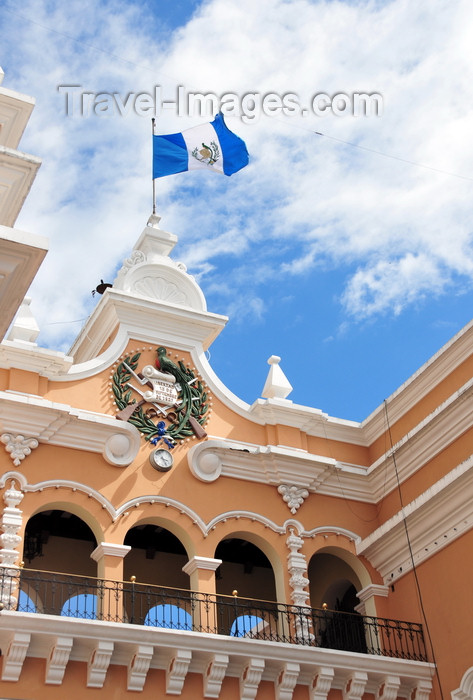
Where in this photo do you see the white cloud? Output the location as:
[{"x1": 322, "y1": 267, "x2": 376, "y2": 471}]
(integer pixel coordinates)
[{"x1": 2, "y1": 0, "x2": 473, "y2": 352}]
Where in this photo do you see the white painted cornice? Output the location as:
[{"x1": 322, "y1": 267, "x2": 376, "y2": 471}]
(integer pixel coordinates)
[
  {"x1": 66, "y1": 289, "x2": 227, "y2": 370},
  {"x1": 0, "y1": 611, "x2": 435, "y2": 696},
  {"x1": 0, "y1": 83, "x2": 35, "y2": 149},
  {"x1": 91, "y1": 543, "x2": 132, "y2": 560},
  {"x1": 0, "y1": 225, "x2": 48, "y2": 341},
  {"x1": 367, "y1": 375, "x2": 473, "y2": 501},
  {"x1": 248, "y1": 399, "x2": 365, "y2": 445},
  {"x1": 182, "y1": 556, "x2": 222, "y2": 575},
  {"x1": 0, "y1": 339, "x2": 72, "y2": 374},
  {"x1": 357, "y1": 454, "x2": 473, "y2": 585},
  {"x1": 0, "y1": 146, "x2": 41, "y2": 227},
  {"x1": 0, "y1": 390, "x2": 140, "y2": 466},
  {"x1": 361, "y1": 317, "x2": 473, "y2": 444},
  {"x1": 188, "y1": 439, "x2": 372, "y2": 502}
]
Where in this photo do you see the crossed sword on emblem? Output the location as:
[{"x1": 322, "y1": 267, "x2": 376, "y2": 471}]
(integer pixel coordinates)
[{"x1": 115, "y1": 362, "x2": 206, "y2": 439}]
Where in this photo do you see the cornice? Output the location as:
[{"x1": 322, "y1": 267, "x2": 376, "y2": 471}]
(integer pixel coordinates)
[
  {"x1": 361, "y1": 318, "x2": 473, "y2": 444},
  {"x1": 188, "y1": 438, "x2": 373, "y2": 503},
  {"x1": 0, "y1": 339, "x2": 72, "y2": 374},
  {"x1": 0, "y1": 611, "x2": 434, "y2": 695},
  {"x1": 0, "y1": 390, "x2": 140, "y2": 466},
  {"x1": 367, "y1": 376, "x2": 473, "y2": 501},
  {"x1": 357, "y1": 454, "x2": 473, "y2": 584},
  {"x1": 248, "y1": 400, "x2": 365, "y2": 445},
  {"x1": 90, "y1": 543, "x2": 131, "y2": 560},
  {"x1": 0, "y1": 84, "x2": 35, "y2": 149},
  {"x1": 0, "y1": 146, "x2": 41, "y2": 227},
  {"x1": 64, "y1": 289, "x2": 227, "y2": 371},
  {"x1": 0, "y1": 225, "x2": 48, "y2": 341}
]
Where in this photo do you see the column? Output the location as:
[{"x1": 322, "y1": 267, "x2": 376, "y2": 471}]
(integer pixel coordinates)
[
  {"x1": 182, "y1": 556, "x2": 222, "y2": 632},
  {"x1": 0, "y1": 480, "x2": 24, "y2": 610},
  {"x1": 90, "y1": 542, "x2": 131, "y2": 621}
]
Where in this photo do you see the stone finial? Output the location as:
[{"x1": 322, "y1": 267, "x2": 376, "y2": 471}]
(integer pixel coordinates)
[
  {"x1": 261, "y1": 356, "x2": 293, "y2": 400},
  {"x1": 7, "y1": 297, "x2": 40, "y2": 343},
  {"x1": 112, "y1": 214, "x2": 207, "y2": 311}
]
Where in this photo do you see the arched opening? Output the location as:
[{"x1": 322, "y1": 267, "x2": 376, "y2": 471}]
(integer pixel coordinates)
[
  {"x1": 308, "y1": 552, "x2": 363, "y2": 611},
  {"x1": 21, "y1": 509, "x2": 98, "y2": 617},
  {"x1": 123, "y1": 523, "x2": 190, "y2": 626},
  {"x1": 61, "y1": 592, "x2": 97, "y2": 619},
  {"x1": 215, "y1": 537, "x2": 277, "y2": 601},
  {"x1": 144, "y1": 603, "x2": 192, "y2": 630},
  {"x1": 215, "y1": 537, "x2": 278, "y2": 639},
  {"x1": 308, "y1": 550, "x2": 366, "y2": 653},
  {"x1": 23, "y1": 509, "x2": 97, "y2": 576},
  {"x1": 123, "y1": 524, "x2": 189, "y2": 589}
]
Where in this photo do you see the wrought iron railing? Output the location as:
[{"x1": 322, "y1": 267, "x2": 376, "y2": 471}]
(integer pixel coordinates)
[{"x1": 0, "y1": 567, "x2": 427, "y2": 661}]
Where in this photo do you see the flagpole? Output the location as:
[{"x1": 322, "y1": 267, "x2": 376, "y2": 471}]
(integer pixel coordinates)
[{"x1": 152, "y1": 117, "x2": 156, "y2": 215}]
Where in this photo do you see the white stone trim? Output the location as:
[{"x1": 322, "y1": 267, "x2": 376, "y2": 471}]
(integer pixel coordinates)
[
  {"x1": 278, "y1": 484, "x2": 309, "y2": 514},
  {"x1": 240, "y1": 658, "x2": 265, "y2": 700},
  {"x1": 0, "y1": 472, "x2": 358, "y2": 547},
  {"x1": 1, "y1": 433, "x2": 38, "y2": 466},
  {"x1": 127, "y1": 644, "x2": 154, "y2": 692},
  {"x1": 0, "y1": 610, "x2": 435, "y2": 692},
  {"x1": 376, "y1": 676, "x2": 401, "y2": 700},
  {"x1": 367, "y1": 376, "x2": 473, "y2": 500},
  {"x1": 1, "y1": 632, "x2": 30, "y2": 681},
  {"x1": 355, "y1": 585, "x2": 389, "y2": 615},
  {"x1": 362, "y1": 316, "x2": 473, "y2": 444},
  {"x1": 358, "y1": 454, "x2": 473, "y2": 584},
  {"x1": 0, "y1": 390, "x2": 141, "y2": 467},
  {"x1": 310, "y1": 667, "x2": 335, "y2": 700},
  {"x1": 0, "y1": 339, "x2": 72, "y2": 375},
  {"x1": 275, "y1": 662, "x2": 300, "y2": 700},
  {"x1": 45, "y1": 636, "x2": 73, "y2": 685},
  {"x1": 203, "y1": 653, "x2": 229, "y2": 698},
  {"x1": 166, "y1": 648, "x2": 192, "y2": 695},
  {"x1": 182, "y1": 556, "x2": 222, "y2": 575},
  {"x1": 452, "y1": 666, "x2": 473, "y2": 700},
  {"x1": 91, "y1": 543, "x2": 131, "y2": 561},
  {"x1": 87, "y1": 640, "x2": 114, "y2": 688},
  {"x1": 344, "y1": 671, "x2": 368, "y2": 700},
  {"x1": 0, "y1": 224, "x2": 47, "y2": 342},
  {"x1": 188, "y1": 439, "x2": 339, "y2": 489}
]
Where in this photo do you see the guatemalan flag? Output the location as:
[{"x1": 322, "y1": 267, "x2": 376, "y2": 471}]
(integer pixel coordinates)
[{"x1": 153, "y1": 113, "x2": 249, "y2": 178}]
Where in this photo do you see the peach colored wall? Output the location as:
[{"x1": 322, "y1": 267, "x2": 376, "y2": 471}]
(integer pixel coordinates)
[
  {"x1": 382, "y1": 530, "x2": 473, "y2": 696},
  {"x1": 0, "y1": 660, "x2": 374, "y2": 699}
]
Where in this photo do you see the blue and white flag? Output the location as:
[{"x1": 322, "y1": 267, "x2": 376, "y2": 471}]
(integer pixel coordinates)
[{"x1": 153, "y1": 113, "x2": 248, "y2": 179}]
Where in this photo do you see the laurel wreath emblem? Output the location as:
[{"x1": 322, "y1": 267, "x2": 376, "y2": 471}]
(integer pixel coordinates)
[{"x1": 111, "y1": 351, "x2": 209, "y2": 444}]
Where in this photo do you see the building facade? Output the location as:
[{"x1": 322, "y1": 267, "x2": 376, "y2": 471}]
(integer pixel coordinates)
[{"x1": 0, "y1": 70, "x2": 472, "y2": 700}]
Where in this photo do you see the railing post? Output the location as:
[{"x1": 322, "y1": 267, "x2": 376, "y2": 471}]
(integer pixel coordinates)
[{"x1": 129, "y1": 575, "x2": 136, "y2": 624}]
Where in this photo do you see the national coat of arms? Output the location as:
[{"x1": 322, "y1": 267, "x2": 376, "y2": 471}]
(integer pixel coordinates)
[
  {"x1": 111, "y1": 347, "x2": 209, "y2": 449},
  {"x1": 191, "y1": 140, "x2": 220, "y2": 166}
]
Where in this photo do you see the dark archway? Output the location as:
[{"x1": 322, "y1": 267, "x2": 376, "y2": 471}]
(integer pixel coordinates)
[
  {"x1": 123, "y1": 524, "x2": 189, "y2": 589},
  {"x1": 215, "y1": 537, "x2": 276, "y2": 601},
  {"x1": 23, "y1": 509, "x2": 97, "y2": 576}
]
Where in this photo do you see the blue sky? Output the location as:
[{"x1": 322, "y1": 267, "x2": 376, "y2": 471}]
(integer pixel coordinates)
[{"x1": 2, "y1": 0, "x2": 473, "y2": 421}]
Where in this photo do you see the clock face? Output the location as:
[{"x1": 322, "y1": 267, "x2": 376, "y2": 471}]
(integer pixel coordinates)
[{"x1": 150, "y1": 448, "x2": 174, "y2": 472}]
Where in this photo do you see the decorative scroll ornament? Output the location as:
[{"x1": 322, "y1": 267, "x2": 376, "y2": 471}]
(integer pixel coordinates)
[
  {"x1": 278, "y1": 484, "x2": 309, "y2": 514},
  {"x1": 1, "y1": 433, "x2": 39, "y2": 466},
  {"x1": 0, "y1": 480, "x2": 24, "y2": 609},
  {"x1": 286, "y1": 528, "x2": 314, "y2": 643},
  {"x1": 112, "y1": 347, "x2": 210, "y2": 448}
]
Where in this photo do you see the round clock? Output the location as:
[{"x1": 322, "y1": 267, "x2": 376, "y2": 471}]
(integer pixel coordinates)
[{"x1": 149, "y1": 448, "x2": 174, "y2": 472}]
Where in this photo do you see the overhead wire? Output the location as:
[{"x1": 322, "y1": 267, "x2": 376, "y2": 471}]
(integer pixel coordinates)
[
  {"x1": 3, "y1": 3, "x2": 473, "y2": 185},
  {"x1": 383, "y1": 399, "x2": 444, "y2": 700}
]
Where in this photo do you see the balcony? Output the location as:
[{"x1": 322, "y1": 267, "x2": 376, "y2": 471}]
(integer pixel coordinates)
[{"x1": 0, "y1": 567, "x2": 434, "y2": 695}]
